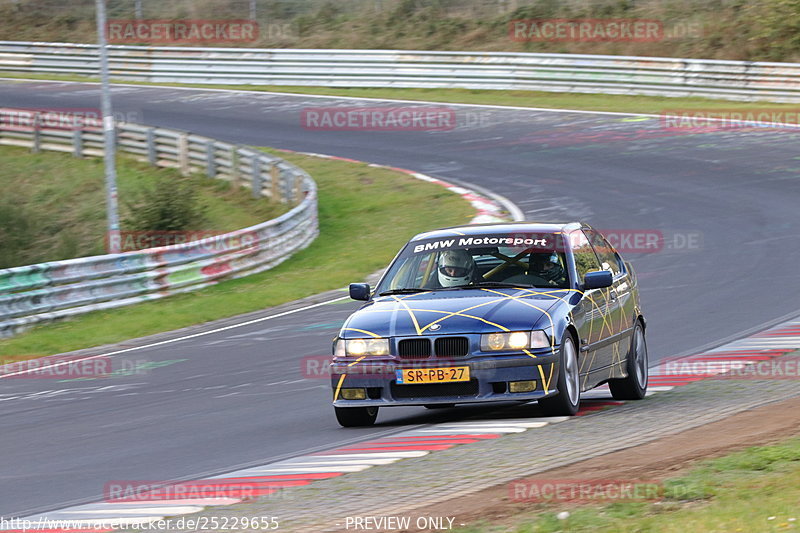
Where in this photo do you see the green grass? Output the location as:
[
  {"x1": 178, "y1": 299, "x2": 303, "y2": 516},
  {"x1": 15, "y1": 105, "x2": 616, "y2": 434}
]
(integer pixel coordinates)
[
  {"x1": 0, "y1": 149, "x2": 474, "y2": 360},
  {"x1": 2, "y1": 73, "x2": 796, "y2": 115},
  {"x1": 200, "y1": 86, "x2": 800, "y2": 114},
  {"x1": 0, "y1": 144, "x2": 286, "y2": 268},
  {"x1": 457, "y1": 434, "x2": 800, "y2": 533}
]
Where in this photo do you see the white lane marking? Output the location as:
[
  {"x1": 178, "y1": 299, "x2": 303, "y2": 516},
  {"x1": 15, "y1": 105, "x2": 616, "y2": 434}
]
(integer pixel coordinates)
[
  {"x1": 309, "y1": 451, "x2": 431, "y2": 458},
  {"x1": 58, "y1": 500, "x2": 203, "y2": 515},
  {"x1": 55, "y1": 508, "x2": 199, "y2": 516},
  {"x1": 723, "y1": 339, "x2": 800, "y2": 347},
  {"x1": 433, "y1": 421, "x2": 551, "y2": 428},
  {"x1": 101, "y1": 498, "x2": 242, "y2": 506},
  {"x1": 272, "y1": 458, "x2": 401, "y2": 466},
  {"x1": 477, "y1": 418, "x2": 564, "y2": 425},
  {"x1": 0, "y1": 296, "x2": 348, "y2": 379},
  {"x1": 411, "y1": 427, "x2": 528, "y2": 433},
  {"x1": 230, "y1": 465, "x2": 372, "y2": 474}
]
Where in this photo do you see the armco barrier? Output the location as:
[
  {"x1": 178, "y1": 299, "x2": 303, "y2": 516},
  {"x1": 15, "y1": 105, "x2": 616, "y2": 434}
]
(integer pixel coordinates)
[
  {"x1": 2, "y1": 41, "x2": 800, "y2": 102},
  {"x1": 0, "y1": 108, "x2": 318, "y2": 338}
]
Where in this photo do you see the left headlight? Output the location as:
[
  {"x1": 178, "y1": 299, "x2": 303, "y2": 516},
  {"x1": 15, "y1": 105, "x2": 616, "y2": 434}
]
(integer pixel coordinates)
[
  {"x1": 480, "y1": 330, "x2": 550, "y2": 351},
  {"x1": 334, "y1": 338, "x2": 390, "y2": 357}
]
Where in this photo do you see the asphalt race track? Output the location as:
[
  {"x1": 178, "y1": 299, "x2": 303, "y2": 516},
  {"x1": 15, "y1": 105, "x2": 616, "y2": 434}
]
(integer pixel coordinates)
[{"x1": 1, "y1": 80, "x2": 799, "y2": 517}]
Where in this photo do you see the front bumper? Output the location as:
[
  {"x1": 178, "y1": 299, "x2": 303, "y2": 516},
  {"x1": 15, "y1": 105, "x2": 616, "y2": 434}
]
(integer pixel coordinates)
[{"x1": 331, "y1": 352, "x2": 560, "y2": 407}]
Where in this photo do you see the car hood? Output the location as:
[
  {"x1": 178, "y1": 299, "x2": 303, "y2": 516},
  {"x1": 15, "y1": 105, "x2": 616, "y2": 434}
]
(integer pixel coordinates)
[{"x1": 341, "y1": 288, "x2": 568, "y2": 338}]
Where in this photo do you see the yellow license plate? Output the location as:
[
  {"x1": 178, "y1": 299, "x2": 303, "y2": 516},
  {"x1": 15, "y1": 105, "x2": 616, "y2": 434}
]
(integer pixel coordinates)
[{"x1": 396, "y1": 366, "x2": 470, "y2": 384}]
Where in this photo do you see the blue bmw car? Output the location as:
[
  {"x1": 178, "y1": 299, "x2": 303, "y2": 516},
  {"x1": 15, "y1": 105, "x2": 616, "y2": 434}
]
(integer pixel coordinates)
[{"x1": 331, "y1": 222, "x2": 648, "y2": 427}]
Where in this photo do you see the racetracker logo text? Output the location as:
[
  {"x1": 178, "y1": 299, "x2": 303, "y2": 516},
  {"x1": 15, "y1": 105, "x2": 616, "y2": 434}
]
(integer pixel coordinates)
[
  {"x1": 657, "y1": 355, "x2": 800, "y2": 380},
  {"x1": 301, "y1": 107, "x2": 457, "y2": 131},
  {"x1": 510, "y1": 19, "x2": 663, "y2": 42},
  {"x1": 509, "y1": 478, "x2": 666, "y2": 502},
  {"x1": 107, "y1": 19, "x2": 258, "y2": 44},
  {"x1": 105, "y1": 480, "x2": 266, "y2": 501},
  {"x1": 0, "y1": 107, "x2": 141, "y2": 132},
  {"x1": 0, "y1": 355, "x2": 113, "y2": 379},
  {"x1": 107, "y1": 230, "x2": 258, "y2": 253},
  {"x1": 661, "y1": 109, "x2": 800, "y2": 130}
]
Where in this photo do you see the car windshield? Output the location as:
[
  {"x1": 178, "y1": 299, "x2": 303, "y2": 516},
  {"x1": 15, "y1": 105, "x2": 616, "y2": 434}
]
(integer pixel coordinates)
[{"x1": 375, "y1": 232, "x2": 570, "y2": 295}]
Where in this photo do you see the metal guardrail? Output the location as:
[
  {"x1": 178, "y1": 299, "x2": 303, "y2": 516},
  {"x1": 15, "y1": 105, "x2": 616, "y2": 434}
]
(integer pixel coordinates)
[
  {"x1": 2, "y1": 41, "x2": 800, "y2": 102},
  {"x1": 0, "y1": 108, "x2": 318, "y2": 338}
]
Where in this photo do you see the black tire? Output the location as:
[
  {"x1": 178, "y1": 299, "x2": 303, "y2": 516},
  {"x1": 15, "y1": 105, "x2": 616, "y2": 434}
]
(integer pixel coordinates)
[
  {"x1": 335, "y1": 406, "x2": 379, "y2": 427},
  {"x1": 609, "y1": 320, "x2": 648, "y2": 400},
  {"x1": 424, "y1": 404, "x2": 455, "y2": 409},
  {"x1": 538, "y1": 332, "x2": 581, "y2": 416}
]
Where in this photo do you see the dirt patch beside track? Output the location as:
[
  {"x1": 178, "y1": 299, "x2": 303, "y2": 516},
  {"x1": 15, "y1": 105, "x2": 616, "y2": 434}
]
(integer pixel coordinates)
[{"x1": 402, "y1": 395, "x2": 800, "y2": 531}]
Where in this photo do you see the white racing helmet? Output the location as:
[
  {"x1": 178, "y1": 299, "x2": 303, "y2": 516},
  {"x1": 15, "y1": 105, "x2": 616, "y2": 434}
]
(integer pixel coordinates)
[{"x1": 437, "y1": 250, "x2": 475, "y2": 287}]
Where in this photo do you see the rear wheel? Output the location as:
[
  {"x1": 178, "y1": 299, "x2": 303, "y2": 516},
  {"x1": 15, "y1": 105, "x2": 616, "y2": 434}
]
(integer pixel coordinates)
[
  {"x1": 538, "y1": 333, "x2": 580, "y2": 416},
  {"x1": 335, "y1": 406, "x2": 379, "y2": 427},
  {"x1": 609, "y1": 321, "x2": 648, "y2": 400}
]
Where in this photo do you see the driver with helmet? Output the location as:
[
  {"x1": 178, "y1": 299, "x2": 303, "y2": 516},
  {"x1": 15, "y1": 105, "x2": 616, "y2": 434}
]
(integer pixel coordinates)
[
  {"x1": 528, "y1": 252, "x2": 566, "y2": 285},
  {"x1": 437, "y1": 250, "x2": 477, "y2": 288}
]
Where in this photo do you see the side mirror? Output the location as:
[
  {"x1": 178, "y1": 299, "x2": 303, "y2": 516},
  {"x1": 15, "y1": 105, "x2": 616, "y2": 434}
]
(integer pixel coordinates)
[
  {"x1": 349, "y1": 283, "x2": 371, "y2": 301},
  {"x1": 583, "y1": 270, "x2": 613, "y2": 290}
]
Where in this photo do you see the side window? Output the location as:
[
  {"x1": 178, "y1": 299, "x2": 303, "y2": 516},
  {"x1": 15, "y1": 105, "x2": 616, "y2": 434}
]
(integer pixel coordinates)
[
  {"x1": 413, "y1": 252, "x2": 437, "y2": 286},
  {"x1": 584, "y1": 229, "x2": 624, "y2": 277},
  {"x1": 570, "y1": 230, "x2": 602, "y2": 281}
]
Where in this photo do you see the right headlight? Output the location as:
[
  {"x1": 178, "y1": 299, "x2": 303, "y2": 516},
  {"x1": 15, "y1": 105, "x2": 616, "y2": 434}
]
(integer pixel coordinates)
[
  {"x1": 333, "y1": 338, "x2": 390, "y2": 357},
  {"x1": 480, "y1": 330, "x2": 550, "y2": 351}
]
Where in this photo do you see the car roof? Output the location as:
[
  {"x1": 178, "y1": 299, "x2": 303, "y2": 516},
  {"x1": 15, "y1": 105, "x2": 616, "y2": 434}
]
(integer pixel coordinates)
[{"x1": 410, "y1": 221, "x2": 586, "y2": 242}]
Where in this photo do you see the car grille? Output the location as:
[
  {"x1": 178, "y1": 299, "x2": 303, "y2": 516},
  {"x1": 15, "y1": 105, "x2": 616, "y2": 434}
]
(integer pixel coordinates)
[
  {"x1": 398, "y1": 338, "x2": 431, "y2": 359},
  {"x1": 390, "y1": 380, "x2": 480, "y2": 399},
  {"x1": 434, "y1": 336, "x2": 469, "y2": 357}
]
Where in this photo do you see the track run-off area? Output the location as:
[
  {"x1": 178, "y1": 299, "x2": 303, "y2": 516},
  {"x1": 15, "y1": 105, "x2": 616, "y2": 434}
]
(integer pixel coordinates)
[{"x1": 0, "y1": 79, "x2": 799, "y2": 523}]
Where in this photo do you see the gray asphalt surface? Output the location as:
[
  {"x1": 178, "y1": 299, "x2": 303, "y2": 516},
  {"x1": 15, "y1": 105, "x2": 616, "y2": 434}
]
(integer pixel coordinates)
[{"x1": 1, "y1": 80, "x2": 799, "y2": 517}]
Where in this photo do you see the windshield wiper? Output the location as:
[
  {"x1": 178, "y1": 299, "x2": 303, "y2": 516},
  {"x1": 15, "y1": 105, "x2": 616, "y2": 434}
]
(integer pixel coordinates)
[{"x1": 377, "y1": 288, "x2": 430, "y2": 296}]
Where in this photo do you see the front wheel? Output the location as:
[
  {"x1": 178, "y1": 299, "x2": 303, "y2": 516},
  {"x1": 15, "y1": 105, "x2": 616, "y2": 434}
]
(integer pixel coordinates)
[
  {"x1": 538, "y1": 333, "x2": 580, "y2": 416},
  {"x1": 335, "y1": 406, "x2": 379, "y2": 427},
  {"x1": 609, "y1": 321, "x2": 648, "y2": 400}
]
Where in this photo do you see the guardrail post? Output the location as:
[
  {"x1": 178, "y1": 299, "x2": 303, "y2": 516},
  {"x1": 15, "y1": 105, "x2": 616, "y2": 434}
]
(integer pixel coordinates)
[
  {"x1": 31, "y1": 112, "x2": 41, "y2": 153},
  {"x1": 206, "y1": 140, "x2": 216, "y2": 177},
  {"x1": 231, "y1": 146, "x2": 240, "y2": 187},
  {"x1": 251, "y1": 155, "x2": 262, "y2": 198},
  {"x1": 72, "y1": 128, "x2": 83, "y2": 157},
  {"x1": 270, "y1": 162, "x2": 280, "y2": 201},
  {"x1": 146, "y1": 127, "x2": 156, "y2": 165},
  {"x1": 178, "y1": 133, "x2": 189, "y2": 176},
  {"x1": 681, "y1": 60, "x2": 688, "y2": 87},
  {"x1": 293, "y1": 172, "x2": 302, "y2": 205}
]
